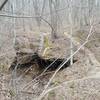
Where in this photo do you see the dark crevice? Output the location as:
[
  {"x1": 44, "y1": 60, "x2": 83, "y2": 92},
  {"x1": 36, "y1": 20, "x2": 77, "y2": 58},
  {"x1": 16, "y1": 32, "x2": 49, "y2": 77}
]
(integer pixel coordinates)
[{"x1": 10, "y1": 52, "x2": 77, "y2": 71}]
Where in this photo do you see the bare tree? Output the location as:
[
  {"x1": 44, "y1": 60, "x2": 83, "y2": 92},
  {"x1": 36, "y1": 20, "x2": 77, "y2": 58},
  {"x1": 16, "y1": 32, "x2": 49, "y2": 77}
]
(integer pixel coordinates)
[
  {"x1": 33, "y1": 0, "x2": 41, "y2": 27},
  {"x1": 49, "y1": 0, "x2": 58, "y2": 40}
]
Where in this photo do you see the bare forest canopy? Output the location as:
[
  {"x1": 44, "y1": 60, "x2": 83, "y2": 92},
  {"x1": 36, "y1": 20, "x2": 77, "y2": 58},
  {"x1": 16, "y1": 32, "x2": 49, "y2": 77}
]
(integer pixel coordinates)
[
  {"x1": 0, "y1": 0, "x2": 100, "y2": 34},
  {"x1": 0, "y1": 0, "x2": 100, "y2": 58}
]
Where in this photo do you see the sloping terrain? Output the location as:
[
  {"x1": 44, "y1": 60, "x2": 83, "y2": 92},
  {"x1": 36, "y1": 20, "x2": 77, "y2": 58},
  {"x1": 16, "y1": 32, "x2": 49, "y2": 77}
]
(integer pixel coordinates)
[{"x1": 0, "y1": 29, "x2": 100, "y2": 100}]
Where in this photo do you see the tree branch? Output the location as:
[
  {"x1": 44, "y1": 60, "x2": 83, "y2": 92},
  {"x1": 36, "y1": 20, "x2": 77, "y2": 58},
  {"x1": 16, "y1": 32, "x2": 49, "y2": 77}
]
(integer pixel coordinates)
[{"x1": 0, "y1": 0, "x2": 8, "y2": 11}]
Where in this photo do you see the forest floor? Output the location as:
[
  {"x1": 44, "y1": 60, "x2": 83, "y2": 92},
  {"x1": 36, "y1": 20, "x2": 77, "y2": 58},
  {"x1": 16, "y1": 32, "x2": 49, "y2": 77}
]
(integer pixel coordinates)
[{"x1": 0, "y1": 26, "x2": 100, "y2": 100}]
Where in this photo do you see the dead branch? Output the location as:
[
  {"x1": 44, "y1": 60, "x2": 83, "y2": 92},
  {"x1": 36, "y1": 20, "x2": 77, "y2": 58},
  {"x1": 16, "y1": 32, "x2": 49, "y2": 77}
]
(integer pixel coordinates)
[{"x1": 0, "y1": 0, "x2": 8, "y2": 11}]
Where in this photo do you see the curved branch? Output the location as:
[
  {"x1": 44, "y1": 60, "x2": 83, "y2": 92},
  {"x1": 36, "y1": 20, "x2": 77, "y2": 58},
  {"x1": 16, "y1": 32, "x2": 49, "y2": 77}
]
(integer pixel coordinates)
[{"x1": 0, "y1": 14, "x2": 55, "y2": 37}]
